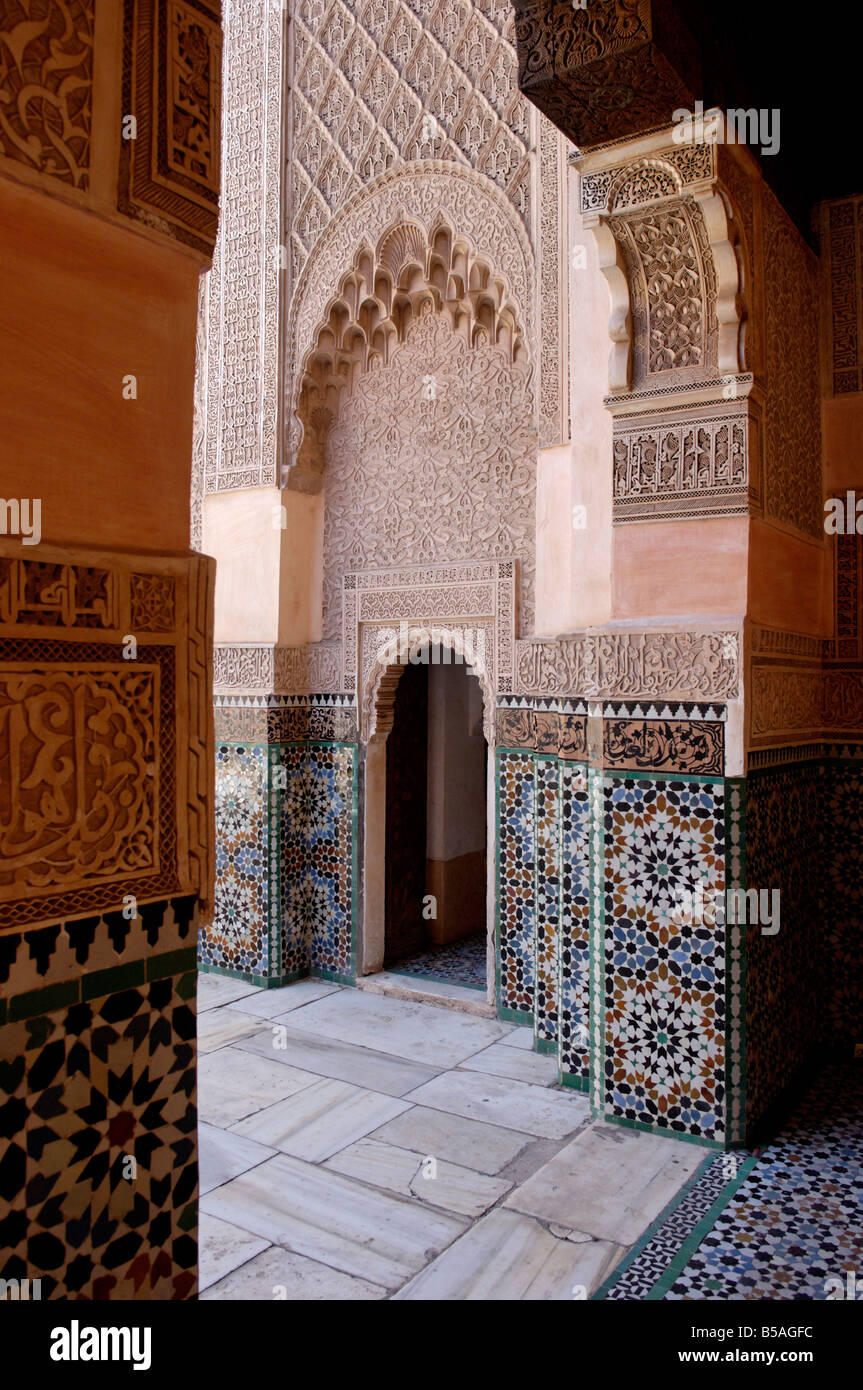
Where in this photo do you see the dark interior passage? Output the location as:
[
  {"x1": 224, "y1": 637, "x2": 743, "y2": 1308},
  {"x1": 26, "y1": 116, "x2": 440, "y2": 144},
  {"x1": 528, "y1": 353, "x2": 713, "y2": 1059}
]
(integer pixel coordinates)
[{"x1": 384, "y1": 652, "x2": 487, "y2": 987}]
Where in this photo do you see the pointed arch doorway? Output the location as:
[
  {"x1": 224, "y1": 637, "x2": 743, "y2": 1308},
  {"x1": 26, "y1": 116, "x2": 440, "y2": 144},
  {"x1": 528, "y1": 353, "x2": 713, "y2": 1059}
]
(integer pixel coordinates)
[{"x1": 360, "y1": 635, "x2": 495, "y2": 1005}]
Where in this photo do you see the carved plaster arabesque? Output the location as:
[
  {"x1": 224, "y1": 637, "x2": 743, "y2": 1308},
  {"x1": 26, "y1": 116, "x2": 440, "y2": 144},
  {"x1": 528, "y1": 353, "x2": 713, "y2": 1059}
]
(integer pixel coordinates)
[
  {"x1": 292, "y1": 213, "x2": 528, "y2": 485},
  {"x1": 578, "y1": 138, "x2": 754, "y2": 525},
  {"x1": 289, "y1": 0, "x2": 533, "y2": 284},
  {"x1": 363, "y1": 624, "x2": 497, "y2": 745},
  {"x1": 317, "y1": 309, "x2": 536, "y2": 639},
  {"x1": 287, "y1": 160, "x2": 536, "y2": 450},
  {"x1": 201, "y1": 0, "x2": 283, "y2": 494}
]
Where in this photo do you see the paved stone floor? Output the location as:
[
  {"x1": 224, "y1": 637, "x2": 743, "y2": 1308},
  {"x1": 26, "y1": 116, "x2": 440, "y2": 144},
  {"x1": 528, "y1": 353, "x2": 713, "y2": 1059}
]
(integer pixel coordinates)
[{"x1": 196, "y1": 975, "x2": 704, "y2": 1299}]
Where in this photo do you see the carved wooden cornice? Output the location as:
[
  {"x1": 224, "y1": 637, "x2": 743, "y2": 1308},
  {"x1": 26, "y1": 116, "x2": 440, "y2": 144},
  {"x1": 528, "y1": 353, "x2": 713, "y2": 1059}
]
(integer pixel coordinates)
[{"x1": 512, "y1": 0, "x2": 702, "y2": 151}]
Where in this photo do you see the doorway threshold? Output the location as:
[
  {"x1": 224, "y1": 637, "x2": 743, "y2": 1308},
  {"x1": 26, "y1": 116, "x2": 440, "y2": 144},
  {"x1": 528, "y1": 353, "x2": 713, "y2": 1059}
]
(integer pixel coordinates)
[{"x1": 356, "y1": 970, "x2": 495, "y2": 1017}]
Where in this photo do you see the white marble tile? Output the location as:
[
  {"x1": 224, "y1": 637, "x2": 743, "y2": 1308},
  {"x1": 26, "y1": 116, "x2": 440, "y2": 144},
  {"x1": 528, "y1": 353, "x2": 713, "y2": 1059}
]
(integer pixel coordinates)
[
  {"x1": 197, "y1": 1213, "x2": 270, "y2": 1292},
  {"x1": 284, "y1": 988, "x2": 509, "y2": 1067},
  {"x1": 230, "y1": 979, "x2": 341, "y2": 1019},
  {"x1": 197, "y1": 1008, "x2": 267, "y2": 1054},
  {"x1": 461, "y1": 1040, "x2": 560, "y2": 1087},
  {"x1": 395, "y1": 1208, "x2": 622, "y2": 1300},
  {"x1": 230, "y1": 1079, "x2": 412, "y2": 1161},
  {"x1": 504, "y1": 1123, "x2": 705, "y2": 1244},
  {"x1": 498, "y1": 1026, "x2": 535, "y2": 1051},
  {"x1": 200, "y1": 1245, "x2": 387, "y2": 1301},
  {"x1": 198, "y1": 1046, "x2": 321, "y2": 1127},
  {"x1": 370, "y1": 1104, "x2": 530, "y2": 1174},
  {"x1": 234, "y1": 1026, "x2": 441, "y2": 1096},
  {"x1": 201, "y1": 1154, "x2": 467, "y2": 1289},
  {"x1": 406, "y1": 1070, "x2": 590, "y2": 1139},
  {"x1": 325, "y1": 1138, "x2": 511, "y2": 1218},
  {"x1": 197, "y1": 974, "x2": 263, "y2": 1012},
  {"x1": 198, "y1": 1121, "x2": 276, "y2": 1194}
]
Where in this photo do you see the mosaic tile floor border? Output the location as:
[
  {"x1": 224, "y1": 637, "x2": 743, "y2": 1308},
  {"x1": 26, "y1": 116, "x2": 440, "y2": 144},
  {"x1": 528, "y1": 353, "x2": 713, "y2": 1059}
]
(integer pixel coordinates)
[
  {"x1": 595, "y1": 1064, "x2": 863, "y2": 1301},
  {"x1": 388, "y1": 930, "x2": 488, "y2": 991}
]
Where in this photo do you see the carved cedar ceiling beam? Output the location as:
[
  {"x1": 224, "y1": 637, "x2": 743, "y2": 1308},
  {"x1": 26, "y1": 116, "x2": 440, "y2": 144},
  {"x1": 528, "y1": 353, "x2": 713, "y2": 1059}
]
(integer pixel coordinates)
[{"x1": 511, "y1": 0, "x2": 704, "y2": 150}]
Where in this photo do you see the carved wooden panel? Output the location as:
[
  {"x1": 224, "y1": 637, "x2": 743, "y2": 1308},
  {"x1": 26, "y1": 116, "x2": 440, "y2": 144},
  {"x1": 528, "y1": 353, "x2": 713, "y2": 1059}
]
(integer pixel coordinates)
[
  {"x1": 118, "y1": 0, "x2": 222, "y2": 256},
  {"x1": 824, "y1": 196, "x2": 863, "y2": 396},
  {"x1": 762, "y1": 189, "x2": 821, "y2": 540},
  {"x1": 0, "y1": 545, "x2": 214, "y2": 930},
  {"x1": 0, "y1": 0, "x2": 94, "y2": 189}
]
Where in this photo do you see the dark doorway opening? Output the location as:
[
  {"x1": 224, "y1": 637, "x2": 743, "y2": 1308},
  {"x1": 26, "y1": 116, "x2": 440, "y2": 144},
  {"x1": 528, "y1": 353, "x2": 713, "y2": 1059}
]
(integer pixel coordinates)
[{"x1": 384, "y1": 651, "x2": 487, "y2": 991}]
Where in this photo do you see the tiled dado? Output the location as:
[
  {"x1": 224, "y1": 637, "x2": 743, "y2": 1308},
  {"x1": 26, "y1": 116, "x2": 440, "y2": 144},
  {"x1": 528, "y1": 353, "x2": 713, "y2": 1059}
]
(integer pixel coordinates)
[
  {"x1": 0, "y1": 905, "x2": 198, "y2": 1300},
  {"x1": 202, "y1": 698, "x2": 358, "y2": 986},
  {"x1": 496, "y1": 697, "x2": 743, "y2": 1143}
]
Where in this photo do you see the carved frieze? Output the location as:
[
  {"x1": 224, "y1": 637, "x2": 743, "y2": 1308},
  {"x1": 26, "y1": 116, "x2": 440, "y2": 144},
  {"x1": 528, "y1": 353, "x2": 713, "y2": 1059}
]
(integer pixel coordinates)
[
  {"x1": 612, "y1": 401, "x2": 755, "y2": 523},
  {"x1": 515, "y1": 631, "x2": 740, "y2": 700},
  {"x1": 0, "y1": 544, "x2": 214, "y2": 930}
]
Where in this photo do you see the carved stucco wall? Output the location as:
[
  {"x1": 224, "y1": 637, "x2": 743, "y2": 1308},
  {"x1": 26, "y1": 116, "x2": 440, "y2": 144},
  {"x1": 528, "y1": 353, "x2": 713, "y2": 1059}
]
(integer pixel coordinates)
[
  {"x1": 195, "y1": 0, "x2": 570, "y2": 524},
  {"x1": 321, "y1": 308, "x2": 537, "y2": 638}
]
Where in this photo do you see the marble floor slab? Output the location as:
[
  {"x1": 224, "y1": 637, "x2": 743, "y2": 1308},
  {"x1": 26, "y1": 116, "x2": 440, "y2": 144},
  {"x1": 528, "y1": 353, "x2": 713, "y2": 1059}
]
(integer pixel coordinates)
[
  {"x1": 234, "y1": 1026, "x2": 442, "y2": 1097},
  {"x1": 198, "y1": 974, "x2": 263, "y2": 1012},
  {"x1": 461, "y1": 1040, "x2": 561, "y2": 1087},
  {"x1": 200, "y1": 1245, "x2": 387, "y2": 1301},
  {"x1": 197, "y1": 1213, "x2": 270, "y2": 1292},
  {"x1": 394, "y1": 1208, "x2": 623, "y2": 1300},
  {"x1": 201, "y1": 1153, "x2": 467, "y2": 1290},
  {"x1": 405, "y1": 1069, "x2": 591, "y2": 1139},
  {"x1": 324, "y1": 1137, "x2": 512, "y2": 1218},
  {"x1": 198, "y1": 1122, "x2": 276, "y2": 1195},
  {"x1": 284, "y1": 989, "x2": 511, "y2": 1067},
  {"x1": 198, "y1": 1046, "x2": 321, "y2": 1127},
  {"x1": 504, "y1": 1123, "x2": 705, "y2": 1244},
  {"x1": 197, "y1": 1008, "x2": 268, "y2": 1054},
  {"x1": 229, "y1": 1079, "x2": 412, "y2": 1161},
  {"x1": 229, "y1": 979, "x2": 341, "y2": 1019},
  {"x1": 498, "y1": 1026, "x2": 536, "y2": 1051},
  {"x1": 369, "y1": 1104, "x2": 532, "y2": 1175}
]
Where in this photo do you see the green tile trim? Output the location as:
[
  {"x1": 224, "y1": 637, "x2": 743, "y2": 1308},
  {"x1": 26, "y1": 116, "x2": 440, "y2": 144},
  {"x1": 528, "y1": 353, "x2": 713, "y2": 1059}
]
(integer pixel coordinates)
[
  {"x1": 82, "y1": 960, "x2": 146, "y2": 1000},
  {"x1": 4, "y1": 942, "x2": 196, "y2": 1023},
  {"x1": 197, "y1": 961, "x2": 272, "y2": 988},
  {"x1": 146, "y1": 947, "x2": 197, "y2": 981},
  {"x1": 560, "y1": 1069, "x2": 589, "y2": 1092},
  {"x1": 534, "y1": 1036, "x2": 557, "y2": 1055},
  {"x1": 642, "y1": 1153, "x2": 760, "y2": 1300},
  {"x1": 312, "y1": 967, "x2": 355, "y2": 986},
  {"x1": 592, "y1": 1151, "x2": 717, "y2": 1299},
  {"x1": 498, "y1": 1005, "x2": 533, "y2": 1026}
]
